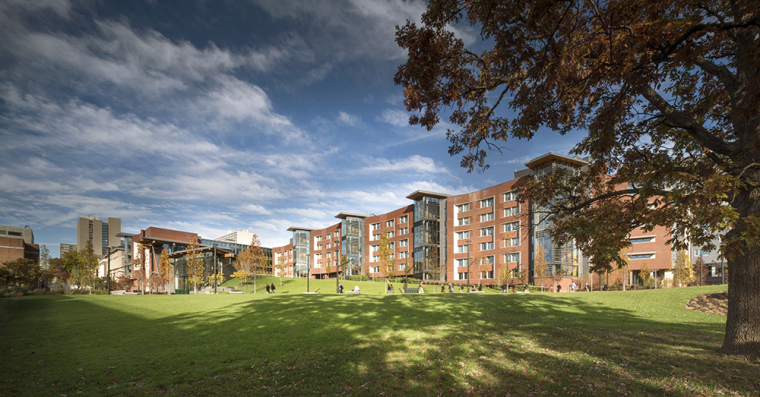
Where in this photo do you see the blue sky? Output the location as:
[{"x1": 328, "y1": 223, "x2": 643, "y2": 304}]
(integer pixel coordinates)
[{"x1": 0, "y1": 0, "x2": 583, "y2": 257}]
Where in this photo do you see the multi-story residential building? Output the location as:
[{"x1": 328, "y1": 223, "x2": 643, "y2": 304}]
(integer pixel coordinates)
[
  {"x1": 271, "y1": 152, "x2": 706, "y2": 289},
  {"x1": 76, "y1": 216, "x2": 121, "y2": 256}
]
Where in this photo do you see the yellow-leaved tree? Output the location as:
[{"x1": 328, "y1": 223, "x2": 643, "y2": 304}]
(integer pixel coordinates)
[
  {"x1": 533, "y1": 243, "x2": 549, "y2": 293},
  {"x1": 236, "y1": 234, "x2": 264, "y2": 293},
  {"x1": 185, "y1": 240, "x2": 205, "y2": 294},
  {"x1": 159, "y1": 248, "x2": 173, "y2": 293},
  {"x1": 673, "y1": 249, "x2": 695, "y2": 288}
]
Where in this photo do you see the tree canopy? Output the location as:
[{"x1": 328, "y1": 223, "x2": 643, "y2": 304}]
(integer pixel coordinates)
[{"x1": 396, "y1": 0, "x2": 760, "y2": 356}]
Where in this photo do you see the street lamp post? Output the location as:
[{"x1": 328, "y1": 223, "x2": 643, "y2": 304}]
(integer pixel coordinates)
[{"x1": 213, "y1": 244, "x2": 217, "y2": 295}]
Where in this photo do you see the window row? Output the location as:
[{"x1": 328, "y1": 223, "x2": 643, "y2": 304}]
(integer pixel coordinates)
[{"x1": 455, "y1": 191, "x2": 518, "y2": 214}]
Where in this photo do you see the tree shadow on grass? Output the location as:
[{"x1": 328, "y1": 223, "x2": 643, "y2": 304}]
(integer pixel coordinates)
[{"x1": 1, "y1": 292, "x2": 758, "y2": 396}]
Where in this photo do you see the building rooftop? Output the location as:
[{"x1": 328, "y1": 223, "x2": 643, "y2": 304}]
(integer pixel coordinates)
[
  {"x1": 524, "y1": 152, "x2": 591, "y2": 169},
  {"x1": 406, "y1": 190, "x2": 451, "y2": 200},
  {"x1": 286, "y1": 226, "x2": 318, "y2": 232},
  {"x1": 334, "y1": 212, "x2": 371, "y2": 219}
]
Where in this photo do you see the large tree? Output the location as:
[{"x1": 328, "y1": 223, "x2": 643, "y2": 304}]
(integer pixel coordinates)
[{"x1": 396, "y1": 0, "x2": 759, "y2": 356}]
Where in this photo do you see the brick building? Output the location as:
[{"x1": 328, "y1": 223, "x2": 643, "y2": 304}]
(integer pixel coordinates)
[
  {"x1": 0, "y1": 225, "x2": 39, "y2": 264},
  {"x1": 271, "y1": 152, "x2": 690, "y2": 289}
]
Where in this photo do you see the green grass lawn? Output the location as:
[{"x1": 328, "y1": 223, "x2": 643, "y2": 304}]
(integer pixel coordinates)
[{"x1": 1, "y1": 280, "x2": 757, "y2": 396}]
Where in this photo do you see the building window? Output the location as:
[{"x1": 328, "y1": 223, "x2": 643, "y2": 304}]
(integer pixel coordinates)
[
  {"x1": 389, "y1": 242, "x2": 395, "y2": 250},
  {"x1": 480, "y1": 227, "x2": 494, "y2": 237},
  {"x1": 399, "y1": 227, "x2": 408, "y2": 235},
  {"x1": 505, "y1": 253, "x2": 519, "y2": 263},
  {"x1": 479, "y1": 271, "x2": 494, "y2": 279},
  {"x1": 480, "y1": 198, "x2": 494, "y2": 208},
  {"x1": 504, "y1": 191, "x2": 518, "y2": 201},
  {"x1": 504, "y1": 221, "x2": 519, "y2": 232},
  {"x1": 371, "y1": 266, "x2": 380, "y2": 273},
  {"x1": 399, "y1": 251, "x2": 409, "y2": 259},
  {"x1": 399, "y1": 263, "x2": 406, "y2": 270},
  {"x1": 480, "y1": 241, "x2": 494, "y2": 251},
  {"x1": 371, "y1": 223, "x2": 381, "y2": 231},
  {"x1": 387, "y1": 220, "x2": 395, "y2": 228},
  {"x1": 334, "y1": 231, "x2": 340, "y2": 238},
  {"x1": 480, "y1": 212, "x2": 494, "y2": 222},
  {"x1": 316, "y1": 253, "x2": 322, "y2": 260},
  {"x1": 504, "y1": 237, "x2": 519, "y2": 247},
  {"x1": 399, "y1": 215, "x2": 408, "y2": 224},
  {"x1": 317, "y1": 244, "x2": 322, "y2": 250},
  {"x1": 370, "y1": 256, "x2": 378, "y2": 263},
  {"x1": 316, "y1": 235, "x2": 323, "y2": 242},
  {"x1": 457, "y1": 245, "x2": 469, "y2": 253},
  {"x1": 458, "y1": 272, "x2": 469, "y2": 280},
  {"x1": 629, "y1": 253, "x2": 654, "y2": 259},
  {"x1": 456, "y1": 231, "x2": 470, "y2": 240},
  {"x1": 400, "y1": 239, "x2": 408, "y2": 247},
  {"x1": 387, "y1": 231, "x2": 395, "y2": 238},
  {"x1": 371, "y1": 234, "x2": 380, "y2": 241},
  {"x1": 456, "y1": 203, "x2": 470, "y2": 213},
  {"x1": 458, "y1": 217, "x2": 470, "y2": 226},
  {"x1": 326, "y1": 242, "x2": 331, "y2": 249},
  {"x1": 630, "y1": 237, "x2": 653, "y2": 243},
  {"x1": 326, "y1": 252, "x2": 331, "y2": 258},
  {"x1": 456, "y1": 258, "x2": 468, "y2": 267},
  {"x1": 371, "y1": 245, "x2": 379, "y2": 252},
  {"x1": 504, "y1": 206, "x2": 520, "y2": 217},
  {"x1": 485, "y1": 256, "x2": 495, "y2": 266}
]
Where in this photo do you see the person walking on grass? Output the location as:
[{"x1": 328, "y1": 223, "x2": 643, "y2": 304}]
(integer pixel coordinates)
[
  {"x1": 266, "y1": 284, "x2": 270, "y2": 294},
  {"x1": 270, "y1": 283, "x2": 275, "y2": 294}
]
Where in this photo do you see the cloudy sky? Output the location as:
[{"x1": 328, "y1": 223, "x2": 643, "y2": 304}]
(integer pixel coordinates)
[{"x1": 0, "y1": 0, "x2": 582, "y2": 257}]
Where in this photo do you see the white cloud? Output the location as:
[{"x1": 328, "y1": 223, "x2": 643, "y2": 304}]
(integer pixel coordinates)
[
  {"x1": 243, "y1": 204, "x2": 272, "y2": 215},
  {"x1": 336, "y1": 111, "x2": 362, "y2": 127},
  {"x1": 200, "y1": 76, "x2": 306, "y2": 141},
  {"x1": 376, "y1": 108, "x2": 410, "y2": 128},
  {"x1": 359, "y1": 155, "x2": 447, "y2": 175}
]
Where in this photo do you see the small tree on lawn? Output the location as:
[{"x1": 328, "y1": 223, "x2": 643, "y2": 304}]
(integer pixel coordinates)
[
  {"x1": 618, "y1": 246, "x2": 630, "y2": 291},
  {"x1": 673, "y1": 249, "x2": 695, "y2": 288},
  {"x1": 639, "y1": 262, "x2": 653, "y2": 289},
  {"x1": 496, "y1": 264, "x2": 510, "y2": 291},
  {"x1": 402, "y1": 258, "x2": 414, "y2": 286},
  {"x1": 185, "y1": 240, "x2": 205, "y2": 294},
  {"x1": 334, "y1": 254, "x2": 346, "y2": 293},
  {"x1": 275, "y1": 257, "x2": 286, "y2": 286},
  {"x1": 533, "y1": 244, "x2": 549, "y2": 293},
  {"x1": 80, "y1": 240, "x2": 99, "y2": 294},
  {"x1": 377, "y1": 231, "x2": 395, "y2": 292},
  {"x1": 158, "y1": 248, "x2": 174, "y2": 292},
  {"x1": 236, "y1": 234, "x2": 264, "y2": 293}
]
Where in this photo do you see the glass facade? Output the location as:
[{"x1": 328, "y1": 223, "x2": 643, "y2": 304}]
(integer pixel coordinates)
[
  {"x1": 341, "y1": 217, "x2": 364, "y2": 276},
  {"x1": 530, "y1": 158, "x2": 584, "y2": 281},
  {"x1": 293, "y1": 230, "x2": 311, "y2": 278},
  {"x1": 413, "y1": 196, "x2": 444, "y2": 280}
]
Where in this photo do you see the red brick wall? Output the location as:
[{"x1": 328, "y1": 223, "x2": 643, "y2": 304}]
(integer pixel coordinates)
[
  {"x1": 364, "y1": 205, "x2": 414, "y2": 278},
  {"x1": 446, "y1": 177, "x2": 530, "y2": 285},
  {"x1": 310, "y1": 223, "x2": 342, "y2": 277}
]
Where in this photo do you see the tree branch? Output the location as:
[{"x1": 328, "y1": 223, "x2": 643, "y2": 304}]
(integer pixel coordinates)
[{"x1": 640, "y1": 84, "x2": 736, "y2": 156}]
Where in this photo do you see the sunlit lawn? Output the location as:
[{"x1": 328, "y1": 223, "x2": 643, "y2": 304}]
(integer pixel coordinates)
[{"x1": 1, "y1": 278, "x2": 757, "y2": 396}]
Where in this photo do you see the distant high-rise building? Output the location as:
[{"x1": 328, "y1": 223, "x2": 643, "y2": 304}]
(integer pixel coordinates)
[
  {"x1": 76, "y1": 216, "x2": 121, "y2": 256},
  {"x1": 214, "y1": 229, "x2": 255, "y2": 245},
  {"x1": 60, "y1": 243, "x2": 77, "y2": 255}
]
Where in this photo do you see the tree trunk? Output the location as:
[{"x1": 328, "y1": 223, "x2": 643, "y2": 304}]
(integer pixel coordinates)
[
  {"x1": 720, "y1": 231, "x2": 760, "y2": 356},
  {"x1": 720, "y1": 179, "x2": 760, "y2": 356}
]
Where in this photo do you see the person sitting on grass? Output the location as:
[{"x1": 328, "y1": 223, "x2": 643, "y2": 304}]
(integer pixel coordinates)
[{"x1": 354, "y1": 285, "x2": 360, "y2": 292}]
